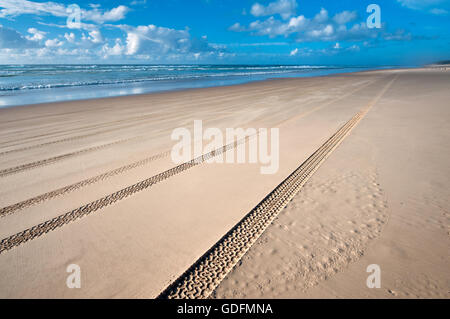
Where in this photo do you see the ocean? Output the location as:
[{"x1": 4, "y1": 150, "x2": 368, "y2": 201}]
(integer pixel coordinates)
[{"x1": 0, "y1": 64, "x2": 375, "y2": 108}]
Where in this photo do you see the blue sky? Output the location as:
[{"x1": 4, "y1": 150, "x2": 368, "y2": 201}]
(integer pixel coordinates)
[{"x1": 0, "y1": 0, "x2": 449, "y2": 65}]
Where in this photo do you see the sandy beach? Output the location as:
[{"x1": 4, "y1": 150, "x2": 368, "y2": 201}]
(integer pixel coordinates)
[{"x1": 0, "y1": 68, "x2": 448, "y2": 298}]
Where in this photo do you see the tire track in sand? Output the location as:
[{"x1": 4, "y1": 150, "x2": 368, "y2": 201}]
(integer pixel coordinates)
[
  {"x1": 157, "y1": 75, "x2": 397, "y2": 299},
  {"x1": 0, "y1": 136, "x2": 141, "y2": 178},
  {"x1": 0, "y1": 78, "x2": 379, "y2": 216},
  {"x1": 0, "y1": 118, "x2": 158, "y2": 156},
  {"x1": 0, "y1": 151, "x2": 170, "y2": 218},
  {"x1": 0, "y1": 136, "x2": 252, "y2": 254}
]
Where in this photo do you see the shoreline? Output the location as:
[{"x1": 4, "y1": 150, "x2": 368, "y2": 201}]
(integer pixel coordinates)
[{"x1": 0, "y1": 66, "x2": 409, "y2": 110}]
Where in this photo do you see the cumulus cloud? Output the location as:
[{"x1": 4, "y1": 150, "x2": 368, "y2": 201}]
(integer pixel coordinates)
[
  {"x1": 102, "y1": 39, "x2": 124, "y2": 57},
  {"x1": 250, "y1": 0, "x2": 297, "y2": 20},
  {"x1": 82, "y1": 5, "x2": 129, "y2": 24},
  {"x1": 45, "y1": 38, "x2": 63, "y2": 47},
  {"x1": 79, "y1": 30, "x2": 105, "y2": 48},
  {"x1": 26, "y1": 28, "x2": 46, "y2": 41},
  {"x1": 0, "y1": 19, "x2": 226, "y2": 63},
  {"x1": 230, "y1": 7, "x2": 411, "y2": 43},
  {"x1": 0, "y1": 0, "x2": 129, "y2": 23},
  {"x1": 117, "y1": 24, "x2": 223, "y2": 57},
  {"x1": 313, "y1": 8, "x2": 329, "y2": 23}
]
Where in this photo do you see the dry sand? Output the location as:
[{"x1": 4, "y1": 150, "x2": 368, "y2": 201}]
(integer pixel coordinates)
[
  {"x1": 214, "y1": 68, "x2": 450, "y2": 299},
  {"x1": 0, "y1": 68, "x2": 448, "y2": 298}
]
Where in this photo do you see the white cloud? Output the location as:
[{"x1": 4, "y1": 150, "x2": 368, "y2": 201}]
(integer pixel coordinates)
[
  {"x1": 332, "y1": 11, "x2": 358, "y2": 25},
  {"x1": 79, "y1": 30, "x2": 105, "y2": 47},
  {"x1": 290, "y1": 43, "x2": 362, "y2": 57},
  {"x1": 64, "y1": 32, "x2": 75, "y2": 43},
  {"x1": 288, "y1": 15, "x2": 307, "y2": 29},
  {"x1": 314, "y1": 8, "x2": 328, "y2": 23},
  {"x1": 118, "y1": 24, "x2": 223, "y2": 57},
  {"x1": 0, "y1": 0, "x2": 66, "y2": 18},
  {"x1": 229, "y1": 22, "x2": 244, "y2": 31},
  {"x1": 307, "y1": 24, "x2": 334, "y2": 39},
  {"x1": 429, "y1": 8, "x2": 448, "y2": 14},
  {"x1": 231, "y1": 42, "x2": 289, "y2": 47},
  {"x1": 26, "y1": 28, "x2": 46, "y2": 41},
  {"x1": 397, "y1": 0, "x2": 450, "y2": 14},
  {"x1": 250, "y1": 0, "x2": 297, "y2": 20},
  {"x1": 45, "y1": 38, "x2": 63, "y2": 47},
  {"x1": 289, "y1": 48, "x2": 298, "y2": 56},
  {"x1": 125, "y1": 32, "x2": 140, "y2": 55},
  {"x1": 383, "y1": 29, "x2": 412, "y2": 41},
  {"x1": 231, "y1": 7, "x2": 394, "y2": 43},
  {"x1": 102, "y1": 38, "x2": 124, "y2": 57},
  {"x1": 83, "y1": 5, "x2": 129, "y2": 24},
  {"x1": 0, "y1": 0, "x2": 129, "y2": 23},
  {"x1": 397, "y1": 0, "x2": 445, "y2": 10},
  {"x1": 37, "y1": 21, "x2": 98, "y2": 32},
  {"x1": 130, "y1": 0, "x2": 147, "y2": 6},
  {"x1": 88, "y1": 30, "x2": 103, "y2": 43}
]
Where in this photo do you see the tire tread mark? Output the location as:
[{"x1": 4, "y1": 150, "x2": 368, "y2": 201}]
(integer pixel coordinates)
[
  {"x1": 0, "y1": 136, "x2": 140, "y2": 178},
  {"x1": 0, "y1": 120, "x2": 156, "y2": 156},
  {"x1": 0, "y1": 137, "x2": 250, "y2": 254},
  {"x1": 157, "y1": 75, "x2": 397, "y2": 299},
  {"x1": 0, "y1": 151, "x2": 170, "y2": 218}
]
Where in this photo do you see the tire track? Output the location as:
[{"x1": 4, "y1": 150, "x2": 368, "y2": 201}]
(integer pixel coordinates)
[
  {"x1": 157, "y1": 75, "x2": 397, "y2": 299},
  {"x1": 0, "y1": 122, "x2": 141, "y2": 156},
  {"x1": 0, "y1": 136, "x2": 252, "y2": 254},
  {"x1": 0, "y1": 85, "x2": 289, "y2": 146},
  {"x1": 0, "y1": 107, "x2": 240, "y2": 156},
  {"x1": 0, "y1": 112, "x2": 165, "y2": 148},
  {"x1": 0, "y1": 77, "x2": 374, "y2": 155},
  {"x1": 0, "y1": 76, "x2": 394, "y2": 260},
  {"x1": 0, "y1": 112, "x2": 183, "y2": 156},
  {"x1": 0, "y1": 107, "x2": 247, "y2": 157},
  {"x1": 0, "y1": 76, "x2": 367, "y2": 148},
  {"x1": 0, "y1": 151, "x2": 170, "y2": 218},
  {"x1": 275, "y1": 79, "x2": 377, "y2": 127},
  {"x1": 0, "y1": 136, "x2": 141, "y2": 178},
  {"x1": 0, "y1": 77, "x2": 392, "y2": 250},
  {"x1": 0, "y1": 109, "x2": 185, "y2": 148},
  {"x1": 0, "y1": 79, "x2": 378, "y2": 216}
]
